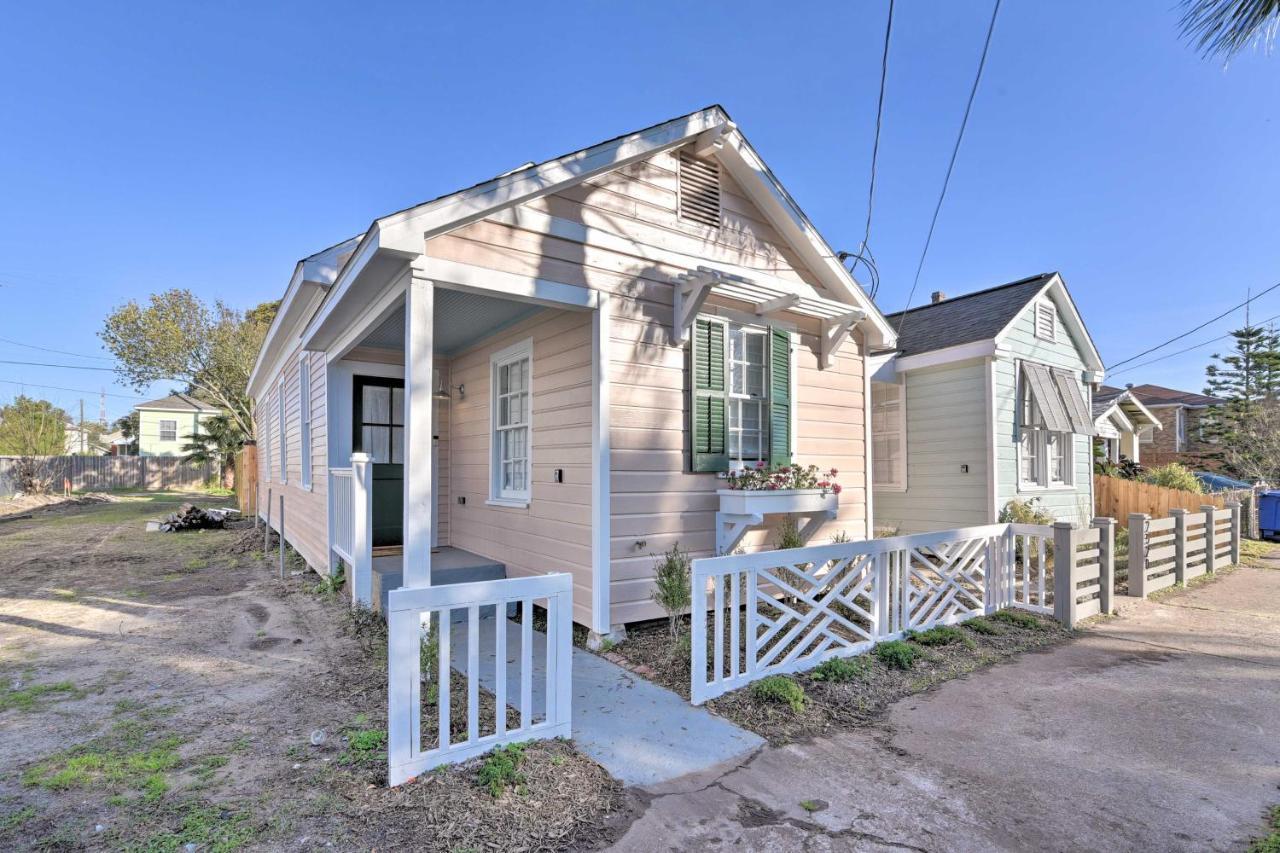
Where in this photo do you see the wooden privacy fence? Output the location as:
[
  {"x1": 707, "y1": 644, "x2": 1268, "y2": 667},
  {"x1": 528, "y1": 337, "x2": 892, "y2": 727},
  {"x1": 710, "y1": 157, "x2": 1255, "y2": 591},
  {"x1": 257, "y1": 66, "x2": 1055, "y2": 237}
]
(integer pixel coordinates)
[
  {"x1": 0, "y1": 455, "x2": 214, "y2": 495},
  {"x1": 1094, "y1": 474, "x2": 1226, "y2": 521},
  {"x1": 386, "y1": 573, "x2": 573, "y2": 787},
  {"x1": 235, "y1": 443, "x2": 258, "y2": 516}
]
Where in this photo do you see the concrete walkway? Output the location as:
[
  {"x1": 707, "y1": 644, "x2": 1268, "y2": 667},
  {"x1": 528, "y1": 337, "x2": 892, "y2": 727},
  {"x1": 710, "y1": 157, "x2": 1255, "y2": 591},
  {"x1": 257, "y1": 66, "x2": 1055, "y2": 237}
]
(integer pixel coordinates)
[
  {"x1": 610, "y1": 559, "x2": 1280, "y2": 851},
  {"x1": 448, "y1": 613, "x2": 763, "y2": 786}
]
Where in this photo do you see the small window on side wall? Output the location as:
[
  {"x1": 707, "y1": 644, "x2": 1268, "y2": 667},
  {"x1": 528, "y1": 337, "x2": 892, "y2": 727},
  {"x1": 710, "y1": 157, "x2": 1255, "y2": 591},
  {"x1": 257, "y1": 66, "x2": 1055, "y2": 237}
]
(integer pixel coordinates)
[
  {"x1": 159, "y1": 419, "x2": 177, "y2": 443},
  {"x1": 871, "y1": 380, "x2": 906, "y2": 490},
  {"x1": 490, "y1": 338, "x2": 533, "y2": 504}
]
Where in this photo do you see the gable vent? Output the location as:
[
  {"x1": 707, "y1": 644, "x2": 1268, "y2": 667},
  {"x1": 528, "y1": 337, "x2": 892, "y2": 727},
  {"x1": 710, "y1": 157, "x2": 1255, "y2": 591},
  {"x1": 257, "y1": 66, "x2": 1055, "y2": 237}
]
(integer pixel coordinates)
[{"x1": 678, "y1": 149, "x2": 721, "y2": 228}]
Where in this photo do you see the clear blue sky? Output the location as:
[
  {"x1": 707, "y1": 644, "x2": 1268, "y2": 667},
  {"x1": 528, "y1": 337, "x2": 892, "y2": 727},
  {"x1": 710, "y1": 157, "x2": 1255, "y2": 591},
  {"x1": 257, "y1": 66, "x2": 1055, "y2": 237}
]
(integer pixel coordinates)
[{"x1": 1, "y1": 0, "x2": 1277, "y2": 423}]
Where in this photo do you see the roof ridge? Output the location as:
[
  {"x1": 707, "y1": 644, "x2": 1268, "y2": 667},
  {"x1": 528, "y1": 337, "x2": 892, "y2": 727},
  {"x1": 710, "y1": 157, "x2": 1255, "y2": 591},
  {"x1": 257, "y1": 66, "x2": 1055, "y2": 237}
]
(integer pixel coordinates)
[{"x1": 882, "y1": 273, "x2": 1054, "y2": 320}]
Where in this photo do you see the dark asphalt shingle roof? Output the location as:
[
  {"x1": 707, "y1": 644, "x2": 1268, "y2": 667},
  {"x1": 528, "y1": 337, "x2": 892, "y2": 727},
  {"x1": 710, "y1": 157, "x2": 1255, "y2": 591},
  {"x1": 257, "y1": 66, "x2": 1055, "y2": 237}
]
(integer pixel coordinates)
[
  {"x1": 135, "y1": 393, "x2": 220, "y2": 413},
  {"x1": 1092, "y1": 385, "x2": 1126, "y2": 419},
  {"x1": 881, "y1": 274, "x2": 1054, "y2": 357},
  {"x1": 1128, "y1": 384, "x2": 1223, "y2": 408}
]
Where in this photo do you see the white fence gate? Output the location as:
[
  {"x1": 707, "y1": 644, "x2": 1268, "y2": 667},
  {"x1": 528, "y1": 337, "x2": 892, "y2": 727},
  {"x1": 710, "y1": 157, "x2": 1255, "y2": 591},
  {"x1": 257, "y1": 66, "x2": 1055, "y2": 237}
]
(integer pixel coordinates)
[
  {"x1": 386, "y1": 573, "x2": 574, "y2": 787},
  {"x1": 690, "y1": 523, "x2": 1059, "y2": 705}
]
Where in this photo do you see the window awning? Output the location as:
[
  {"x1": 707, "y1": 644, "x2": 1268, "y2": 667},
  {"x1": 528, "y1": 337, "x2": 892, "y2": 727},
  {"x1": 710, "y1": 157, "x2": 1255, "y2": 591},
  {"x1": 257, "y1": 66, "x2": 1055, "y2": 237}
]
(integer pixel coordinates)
[{"x1": 1022, "y1": 363, "x2": 1071, "y2": 432}]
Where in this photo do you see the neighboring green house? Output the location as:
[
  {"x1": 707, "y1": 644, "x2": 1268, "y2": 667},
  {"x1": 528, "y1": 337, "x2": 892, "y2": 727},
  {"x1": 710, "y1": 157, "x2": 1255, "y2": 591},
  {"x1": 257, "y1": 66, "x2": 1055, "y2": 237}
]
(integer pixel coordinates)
[
  {"x1": 135, "y1": 394, "x2": 221, "y2": 457},
  {"x1": 871, "y1": 273, "x2": 1105, "y2": 534}
]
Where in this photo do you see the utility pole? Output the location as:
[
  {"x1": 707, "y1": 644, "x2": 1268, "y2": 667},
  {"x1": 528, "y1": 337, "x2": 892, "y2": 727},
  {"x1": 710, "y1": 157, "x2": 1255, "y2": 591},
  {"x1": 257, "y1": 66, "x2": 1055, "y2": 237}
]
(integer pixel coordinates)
[{"x1": 79, "y1": 399, "x2": 85, "y2": 454}]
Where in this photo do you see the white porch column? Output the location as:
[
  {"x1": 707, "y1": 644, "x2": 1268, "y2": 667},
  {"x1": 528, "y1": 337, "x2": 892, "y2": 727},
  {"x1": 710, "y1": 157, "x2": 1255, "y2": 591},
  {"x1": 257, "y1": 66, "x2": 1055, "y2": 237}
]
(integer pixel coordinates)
[
  {"x1": 589, "y1": 294, "x2": 614, "y2": 643},
  {"x1": 403, "y1": 265, "x2": 434, "y2": 588},
  {"x1": 351, "y1": 453, "x2": 373, "y2": 608}
]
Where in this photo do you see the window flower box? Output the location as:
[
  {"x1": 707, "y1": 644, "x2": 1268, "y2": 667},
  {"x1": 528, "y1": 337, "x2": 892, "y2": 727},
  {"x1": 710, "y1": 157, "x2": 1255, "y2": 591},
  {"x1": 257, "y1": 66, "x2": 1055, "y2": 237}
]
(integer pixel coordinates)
[
  {"x1": 714, "y1": 464, "x2": 841, "y2": 554},
  {"x1": 716, "y1": 488, "x2": 837, "y2": 518}
]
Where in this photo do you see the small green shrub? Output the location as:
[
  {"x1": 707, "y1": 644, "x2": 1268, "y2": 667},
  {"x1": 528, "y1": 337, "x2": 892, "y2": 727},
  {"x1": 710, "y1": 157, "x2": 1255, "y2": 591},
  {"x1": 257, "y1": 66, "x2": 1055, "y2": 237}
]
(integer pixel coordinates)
[
  {"x1": 1248, "y1": 804, "x2": 1280, "y2": 853},
  {"x1": 477, "y1": 743, "x2": 527, "y2": 797},
  {"x1": 909, "y1": 625, "x2": 974, "y2": 648},
  {"x1": 650, "y1": 544, "x2": 692, "y2": 637},
  {"x1": 999, "y1": 498, "x2": 1055, "y2": 526},
  {"x1": 775, "y1": 515, "x2": 805, "y2": 550},
  {"x1": 991, "y1": 609, "x2": 1043, "y2": 630},
  {"x1": 1140, "y1": 462, "x2": 1202, "y2": 494},
  {"x1": 310, "y1": 568, "x2": 345, "y2": 596},
  {"x1": 810, "y1": 655, "x2": 869, "y2": 683},
  {"x1": 345, "y1": 729, "x2": 387, "y2": 755},
  {"x1": 875, "y1": 640, "x2": 920, "y2": 670},
  {"x1": 963, "y1": 617, "x2": 1002, "y2": 636},
  {"x1": 750, "y1": 675, "x2": 807, "y2": 712}
]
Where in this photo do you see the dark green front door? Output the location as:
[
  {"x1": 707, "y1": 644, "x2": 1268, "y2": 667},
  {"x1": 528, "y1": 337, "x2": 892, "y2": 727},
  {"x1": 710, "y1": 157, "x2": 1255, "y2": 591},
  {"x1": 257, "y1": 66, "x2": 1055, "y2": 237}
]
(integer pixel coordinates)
[{"x1": 353, "y1": 376, "x2": 404, "y2": 548}]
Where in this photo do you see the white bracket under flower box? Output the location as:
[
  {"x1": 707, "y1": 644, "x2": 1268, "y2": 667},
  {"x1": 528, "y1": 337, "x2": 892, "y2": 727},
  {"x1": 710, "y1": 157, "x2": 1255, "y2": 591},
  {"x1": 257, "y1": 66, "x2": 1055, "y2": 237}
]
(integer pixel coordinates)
[{"x1": 715, "y1": 488, "x2": 837, "y2": 555}]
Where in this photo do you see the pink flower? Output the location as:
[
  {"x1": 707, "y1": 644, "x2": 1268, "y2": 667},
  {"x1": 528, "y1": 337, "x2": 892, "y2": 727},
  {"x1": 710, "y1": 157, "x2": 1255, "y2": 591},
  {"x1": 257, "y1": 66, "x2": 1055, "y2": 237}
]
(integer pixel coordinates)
[
  {"x1": 765, "y1": 483, "x2": 777, "y2": 490},
  {"x1": 832, "y1": 483, "x2": 843, "y2": 495},
  {"x1": 818, "y1": 480, "x2": 830, "y2": 488},
  {"x1": 829, "y1": 468, "x2": 839, "y2": 477},
  {"x1": 756, "y1": 460, "x2": 766, "y2": 469}
]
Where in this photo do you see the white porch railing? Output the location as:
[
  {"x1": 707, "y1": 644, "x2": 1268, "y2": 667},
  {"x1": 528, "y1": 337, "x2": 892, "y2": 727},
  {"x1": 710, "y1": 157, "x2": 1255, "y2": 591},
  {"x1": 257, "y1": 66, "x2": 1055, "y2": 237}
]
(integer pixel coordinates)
[
  {"x1": 329, "y1": 467, "x2": 354, "y2": 565},
  {"x1": 386, "y1": 573, "x2": 574, "y2": 787}
]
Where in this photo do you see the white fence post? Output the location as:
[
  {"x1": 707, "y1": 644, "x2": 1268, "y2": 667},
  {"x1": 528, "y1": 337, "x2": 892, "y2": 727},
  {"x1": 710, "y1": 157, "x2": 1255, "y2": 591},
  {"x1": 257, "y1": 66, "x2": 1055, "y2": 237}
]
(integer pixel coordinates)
[
  {"x1": 1127, "y1": 513, "x2": 1149, "y2": 599},
  {"x1": 1092, "y1": 517, "x2": 1115, "y2": 616},
  {"x1": 1228, "y1": 500, "x2": 1242, "y2": 565},
  {"x1": 1201, "y1": 505, "x2": 1217, "y2": 575},
  {"x1": 690, "y1": 562, "x2": 709, "y2": 706},
  {"x1": 351, "y1": 453, "x2": 374, "y2": 608},
  {"x1": 1053, "y1": 522, "x2": 1079, "y2": 627},
  {"x1": 1170, "y1": 508, "x2": 1189, "y2": 585}
]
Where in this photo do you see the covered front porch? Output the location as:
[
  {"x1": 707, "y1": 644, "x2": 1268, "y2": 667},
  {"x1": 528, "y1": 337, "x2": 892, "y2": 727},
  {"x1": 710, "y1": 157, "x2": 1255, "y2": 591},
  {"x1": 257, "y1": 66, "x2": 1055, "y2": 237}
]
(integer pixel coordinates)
[{"x1": 309, "y1": 254, "x2": 610, "y2": 629}]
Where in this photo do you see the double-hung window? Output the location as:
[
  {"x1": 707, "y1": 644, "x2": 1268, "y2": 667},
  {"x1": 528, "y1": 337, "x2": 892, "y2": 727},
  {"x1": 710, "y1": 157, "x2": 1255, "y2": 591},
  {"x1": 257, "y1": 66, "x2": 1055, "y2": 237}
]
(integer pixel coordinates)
[
  {"x1": 158, "y1": 419, "x2": 177, "y2": 443},
  {"x1": 299, "y1": 357, "x2": 312, "y2": 490},
  {"x1": 871, "y1": 380, "x2": 906, "y2": 490},
  {"x1": 691, "y1": 316, "x2": 792, "y2": 472},
  {"x1": 490, "y1": 339, "x2": 532, "y2": 504},
  {"x1": 277, "y1": 377, "x2": 287, "y2": 483},
  {"x1": 1018, "y1": 362, "x2": 1090, "y2": 489}
]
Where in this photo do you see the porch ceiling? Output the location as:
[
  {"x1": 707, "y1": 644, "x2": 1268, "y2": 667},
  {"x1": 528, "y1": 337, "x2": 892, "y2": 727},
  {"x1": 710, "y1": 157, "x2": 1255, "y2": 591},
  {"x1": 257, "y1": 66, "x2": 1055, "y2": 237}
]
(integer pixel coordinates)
[{"x1": 359, "y1": 288, "x2": 542, "y2": 355}]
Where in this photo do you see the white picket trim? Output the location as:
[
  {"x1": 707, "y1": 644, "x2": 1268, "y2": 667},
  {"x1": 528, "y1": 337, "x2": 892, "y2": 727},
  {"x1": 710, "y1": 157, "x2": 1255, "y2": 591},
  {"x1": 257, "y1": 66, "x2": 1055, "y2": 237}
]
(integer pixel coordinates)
[
  {"x1": 328, "y1": 467, "x2": 354, "y2": 564},
  {"x1": 690, "y1": 523, "x2": 1053, "y2": 705},
  {"x1": 386, "y1": 573, "x2": 573, "y2": 787}
]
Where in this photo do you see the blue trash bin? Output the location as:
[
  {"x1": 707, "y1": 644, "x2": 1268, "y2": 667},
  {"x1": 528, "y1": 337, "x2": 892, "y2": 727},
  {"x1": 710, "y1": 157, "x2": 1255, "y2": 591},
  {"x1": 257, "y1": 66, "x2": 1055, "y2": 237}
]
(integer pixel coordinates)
[{"x1": 1258, "y1": 491, "x2": 1280, "y2": 540}]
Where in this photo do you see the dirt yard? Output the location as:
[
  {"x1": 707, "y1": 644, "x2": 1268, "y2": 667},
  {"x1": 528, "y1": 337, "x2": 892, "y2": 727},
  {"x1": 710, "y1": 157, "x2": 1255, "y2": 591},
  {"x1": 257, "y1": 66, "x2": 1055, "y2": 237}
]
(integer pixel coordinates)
[{"x1": 0, "y1": 494, "x2": 627, "y2": 852}]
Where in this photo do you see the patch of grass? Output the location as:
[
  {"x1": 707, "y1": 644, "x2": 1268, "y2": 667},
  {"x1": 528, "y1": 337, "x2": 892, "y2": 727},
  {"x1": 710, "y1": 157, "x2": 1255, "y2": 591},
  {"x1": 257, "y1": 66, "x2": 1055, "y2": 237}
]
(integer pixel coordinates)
[
  {"x1": 874, "y1": 640, "x2": 920, "y2": 670},
  {"x1": 183, "y1": 557, "x2": 208, "y2": 570},
  {"x1": 810, "y1": 656, "x2": 869, "y2": 683},
  {"x1": 1249, "y1": 805, "x2": 1280, "y2": 853},
  {"x1": 1241, "y1": 539, "x2": 1274, "y2": 564},
  {"x1": 963, "y1": 617, "x2": 1003, "y2": 636},
  {"x1": 21, "y1": 717, "x2": 182, "y2": 795},
  {"x1": 340, "y1": 726, "x2": 386, "y2": 764},
  {"x1": 908, "y1": 625, "x2": 975, "y2": 649},
  {"x1": 990, "y1": 609, "x2": 1045, "y2": 631},
  {"x1": 50, "y1": 587, "x2": 78, "y2": 600},
  {"x1": 477, "y1": 743, "x2": 527, "y2": 797},
  {"x1": 120, "y1": 799, "x2": 257, "y2": 853},
  {"x1": 309, "y1": 568, "x2": 345, "y2": 597},
  {"x1": 141, "y1": 772, "x2": 169, "y2": 802},
  {"x1": 194, "y1": 754, "x2": 229, "y2": 783},
  {"x1": 799, "y1": 799, "x2": 823, "y2": 813},
  {"x1": 115, "y1": 698, "x2": 146, "y2": 715},
  {"x1": 750, "y1": 675, "x2": 807, "y2": 712},
  {"x1": 0, "y1": 805, "x2": 35, "y2": 831},
  {"x1": 0, "y1": 679, "x2": 84, "y2": 712}
]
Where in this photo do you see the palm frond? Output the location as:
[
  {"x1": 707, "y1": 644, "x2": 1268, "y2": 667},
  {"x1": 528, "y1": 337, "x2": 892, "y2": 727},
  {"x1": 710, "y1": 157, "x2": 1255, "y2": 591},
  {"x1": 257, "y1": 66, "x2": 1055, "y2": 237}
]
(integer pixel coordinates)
[{"x1": 1180, "y1": 0, "x2": 1280, "y2": 60}]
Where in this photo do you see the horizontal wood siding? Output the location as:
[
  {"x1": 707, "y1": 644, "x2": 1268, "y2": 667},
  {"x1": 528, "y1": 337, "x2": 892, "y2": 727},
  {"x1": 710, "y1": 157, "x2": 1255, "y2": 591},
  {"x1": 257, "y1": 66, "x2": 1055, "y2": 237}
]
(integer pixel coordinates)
[
  {"x1": 874, "y1": 359, "x2": 991, "y2": 534},
  {"x1": 445, "y1": 309, "x2": 595, "y2": 626},
  {"x1": 995, "y1": 294, "x2": 1093, "y2": 525},
  {"x1": 254, "y1": 347, "x2": 329, "y2": 573}
]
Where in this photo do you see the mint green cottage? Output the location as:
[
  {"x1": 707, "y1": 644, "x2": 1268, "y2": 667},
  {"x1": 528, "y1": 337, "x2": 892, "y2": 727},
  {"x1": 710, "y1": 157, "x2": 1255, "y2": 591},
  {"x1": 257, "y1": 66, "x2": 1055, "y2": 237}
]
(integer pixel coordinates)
[
  {"x1": 870, "y1": 273, "x2": 1105, "y2": 534},
  {"x1": 135, "y1": 394, "x2": 221, "y2": 457}
]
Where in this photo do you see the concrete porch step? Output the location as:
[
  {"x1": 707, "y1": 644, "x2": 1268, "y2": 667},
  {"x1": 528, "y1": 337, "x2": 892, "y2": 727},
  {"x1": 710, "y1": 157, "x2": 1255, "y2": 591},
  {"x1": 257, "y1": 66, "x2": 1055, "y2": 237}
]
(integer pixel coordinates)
[{"x1": 371, "y1": 546, "x2": 506, "y2": 613}]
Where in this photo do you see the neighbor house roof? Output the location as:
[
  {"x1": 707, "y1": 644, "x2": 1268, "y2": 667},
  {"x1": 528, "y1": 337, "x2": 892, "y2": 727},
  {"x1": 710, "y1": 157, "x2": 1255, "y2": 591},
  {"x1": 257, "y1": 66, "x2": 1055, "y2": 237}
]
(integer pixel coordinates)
[
  {"x1": 1093, "y1": 384, "x2": 1162, "y2": 430},
  {"x1": 882, "y1": 274, "x2": 1054, "y2": 357},
  {"x1": 1127, "y1": 384, "x2": 1222, "y2": 408},
  {"x1": 134, "y1": 393, "x2": 221, "y2": 413}
]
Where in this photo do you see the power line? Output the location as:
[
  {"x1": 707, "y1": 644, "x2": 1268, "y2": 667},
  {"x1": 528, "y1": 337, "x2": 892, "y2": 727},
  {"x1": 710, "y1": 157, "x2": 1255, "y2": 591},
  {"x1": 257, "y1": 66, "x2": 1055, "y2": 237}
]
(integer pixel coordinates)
[
  {"x1": 0, "y1": 358, "x2": 116, "y2": 372},
  {"x1": 1105, "y1": 280, "x2": 1280, "y2": 369},
  {"x1": 0, "y1": 335, "x2": 114, "y2": 362},
  {"x1": 0, "y1": 378, "x2": 145, "y2": 400},
  {"x1": 896, "y1": 0, "x2": 1002, "y2": 338},
  {"x1": 1109, "y1": 308, "x2": 1280, "y2": 378},
  {"x1": 842, "y1": 0, "x2": 895, "y2": 301}
]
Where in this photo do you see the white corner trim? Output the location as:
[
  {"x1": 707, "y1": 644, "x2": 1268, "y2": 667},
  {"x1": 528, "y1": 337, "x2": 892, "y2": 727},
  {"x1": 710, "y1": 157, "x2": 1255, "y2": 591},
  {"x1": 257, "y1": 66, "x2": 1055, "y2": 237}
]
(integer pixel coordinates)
[
  {"x1": 986, "y1": 356, "x2": 999, "y2": 522},
  {"x1": 591, "y1": 295, "x2": 612, "y2": 634},
  {"x1": 863, "y1": 348, "x2": 875, "y2": 539}
]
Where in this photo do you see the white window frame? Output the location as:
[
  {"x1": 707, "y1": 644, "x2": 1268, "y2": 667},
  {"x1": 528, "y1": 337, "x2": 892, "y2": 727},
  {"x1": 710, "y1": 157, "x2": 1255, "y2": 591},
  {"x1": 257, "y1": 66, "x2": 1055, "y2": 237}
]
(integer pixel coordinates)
[
  {"x1": 726, "y1": 322, "x2": 770, "y2": 469},
  {"x1": 299, "y1": 356, "x2": 312, "y2": 491},
  {"x1": 158, "y1": 419, "x2": 177, "y2": 443},
  {"x1": 871, "y1": 378, "x2": 907, "y2": 491},
  {"x1": 277, "y1": 376, "x2": 287, "y2": 484},
  {"x1": 1034, "y1": 301, "x2": 1057, "y2": 342},
  {"x1": 1176, "y1": 408, "x2": 1187, "y2": 451},
  {"x1": 1017, "y1": 366, "x2": 1073, "y2": 491},
  {"x1": 262, "y1": 398, "x2": 272, "y2": 481},
  {"x1": 488, "y1": 338, "x2": 533, "y2": 507}
]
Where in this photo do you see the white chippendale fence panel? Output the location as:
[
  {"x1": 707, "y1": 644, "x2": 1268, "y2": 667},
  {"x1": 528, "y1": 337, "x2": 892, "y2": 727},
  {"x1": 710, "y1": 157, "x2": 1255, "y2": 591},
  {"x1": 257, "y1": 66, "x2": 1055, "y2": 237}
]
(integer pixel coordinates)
[
  {"x1": 386, "y1": 573, "x2": 573, "y2": 787},
  {"x1": 691, "y1": 524, "x2": 1051, "y2": 705}
]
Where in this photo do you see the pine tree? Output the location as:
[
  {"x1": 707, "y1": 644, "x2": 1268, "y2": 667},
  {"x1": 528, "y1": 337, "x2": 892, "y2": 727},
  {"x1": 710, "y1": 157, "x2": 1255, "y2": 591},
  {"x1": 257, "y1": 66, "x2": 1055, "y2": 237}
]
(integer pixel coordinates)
[{"x1": 1203, "y1": 319, "x2": 1280, "y2": 476}]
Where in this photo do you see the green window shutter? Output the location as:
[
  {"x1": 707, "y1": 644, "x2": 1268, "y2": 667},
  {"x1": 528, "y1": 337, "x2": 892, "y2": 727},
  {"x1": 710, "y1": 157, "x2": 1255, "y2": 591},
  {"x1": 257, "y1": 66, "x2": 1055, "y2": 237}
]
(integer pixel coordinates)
[
  {"x1": 691, "y1": 317, "x2": 729, "y2": 472},
  {"x1": 769, "y1": 327, "x2": 792, "y2": 466}
]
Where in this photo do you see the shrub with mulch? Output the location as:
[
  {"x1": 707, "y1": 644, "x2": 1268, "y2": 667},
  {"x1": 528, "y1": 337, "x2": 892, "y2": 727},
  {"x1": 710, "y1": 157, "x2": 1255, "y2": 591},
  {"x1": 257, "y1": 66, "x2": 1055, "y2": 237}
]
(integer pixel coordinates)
[{"x1": 604, "y1": 609, "x2": 1069, "y2": 745}]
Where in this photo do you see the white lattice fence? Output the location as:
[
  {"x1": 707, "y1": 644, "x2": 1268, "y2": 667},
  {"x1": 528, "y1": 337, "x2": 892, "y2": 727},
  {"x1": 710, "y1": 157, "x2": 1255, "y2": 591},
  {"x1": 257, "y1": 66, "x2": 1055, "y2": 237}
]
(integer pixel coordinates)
[{"x1": 691, "y1": 524, "x2": 1025, "y2": 705}]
